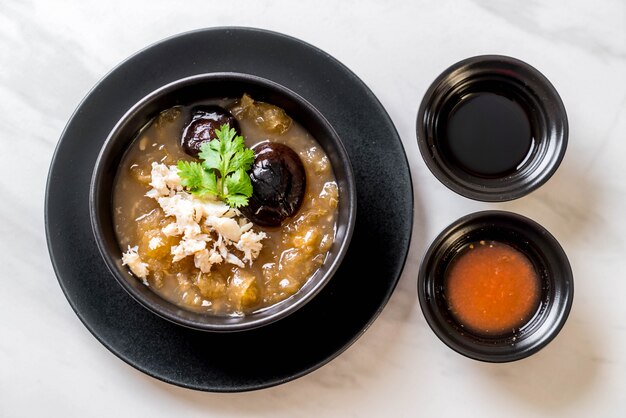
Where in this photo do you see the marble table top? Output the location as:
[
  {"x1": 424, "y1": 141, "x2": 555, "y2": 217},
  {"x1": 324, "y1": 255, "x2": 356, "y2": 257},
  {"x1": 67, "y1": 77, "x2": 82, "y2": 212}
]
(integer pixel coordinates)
[{"x1": 1, "y1": 0, "x2": 625, "y2": 416}]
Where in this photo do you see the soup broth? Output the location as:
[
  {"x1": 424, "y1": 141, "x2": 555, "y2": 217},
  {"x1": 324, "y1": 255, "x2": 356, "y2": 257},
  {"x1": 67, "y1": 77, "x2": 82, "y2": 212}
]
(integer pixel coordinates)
[{"x1": 113, "y1": 96, "x2": 338, "y2": 316}]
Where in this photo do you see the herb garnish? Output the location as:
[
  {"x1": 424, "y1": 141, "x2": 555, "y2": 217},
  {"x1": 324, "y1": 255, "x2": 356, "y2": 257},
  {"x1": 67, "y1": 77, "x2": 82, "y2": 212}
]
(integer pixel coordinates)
[{"x1": 177, "y1": 124, "x2": 254, "y2": 208}]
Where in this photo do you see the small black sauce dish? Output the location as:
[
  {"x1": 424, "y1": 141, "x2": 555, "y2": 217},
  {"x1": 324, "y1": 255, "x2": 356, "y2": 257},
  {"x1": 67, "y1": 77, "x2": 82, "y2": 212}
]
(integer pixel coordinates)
[
  {"x1": 416, "y1": 55, "x2": 568, "y2": 201},
  {"x1": 418, "y1": 211, "x2": 573, "y2": 362},
  {"x1": 90, "y1": 73, "x2": 356, "y2": 332}
]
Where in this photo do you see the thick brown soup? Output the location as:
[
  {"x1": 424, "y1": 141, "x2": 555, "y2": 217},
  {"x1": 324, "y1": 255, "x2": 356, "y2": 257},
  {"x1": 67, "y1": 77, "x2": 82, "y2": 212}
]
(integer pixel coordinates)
[{"x1": 113, "y1": 95, "x2": 338, "y2": 316}]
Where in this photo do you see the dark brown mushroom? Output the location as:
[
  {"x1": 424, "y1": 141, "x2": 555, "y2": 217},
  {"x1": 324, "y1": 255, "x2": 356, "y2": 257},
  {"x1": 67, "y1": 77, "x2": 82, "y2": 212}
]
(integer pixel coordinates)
[
  {"x1": 241, "y1": 142, "x2": 306, "y2": 227},
  {"x1": 181, "y1": 105, "x2": 241, "y2": 157}
]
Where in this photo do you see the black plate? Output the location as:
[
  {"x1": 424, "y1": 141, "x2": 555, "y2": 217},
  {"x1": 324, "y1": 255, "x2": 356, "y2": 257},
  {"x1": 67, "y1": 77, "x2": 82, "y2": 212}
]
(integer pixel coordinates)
[{"x1": 45, "y1": 27, "x2": 413, "y2": 392}]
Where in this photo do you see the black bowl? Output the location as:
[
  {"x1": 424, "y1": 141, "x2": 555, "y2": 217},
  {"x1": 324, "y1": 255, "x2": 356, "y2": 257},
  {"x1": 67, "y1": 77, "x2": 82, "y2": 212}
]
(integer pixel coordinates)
[
  {"x1": 417, "y1": 55, "x2": 568, "y2": 201},
  {"x1": 418, "y1": 210, "x2": 573, "y2": 362},
  {"x1": 90, "y1": 72, "x2": 356, "y2": 332}
]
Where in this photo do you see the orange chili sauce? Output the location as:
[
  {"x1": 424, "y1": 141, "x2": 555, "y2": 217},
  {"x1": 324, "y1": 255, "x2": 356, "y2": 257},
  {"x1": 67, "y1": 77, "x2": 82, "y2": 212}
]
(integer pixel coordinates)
[{"x1": 444, "y1": 241, "x2": 540, "y2": 336}]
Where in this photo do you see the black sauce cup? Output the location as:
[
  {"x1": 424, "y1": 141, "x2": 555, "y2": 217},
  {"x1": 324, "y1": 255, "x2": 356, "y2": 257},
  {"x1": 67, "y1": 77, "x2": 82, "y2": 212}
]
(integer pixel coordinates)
[
  {"x1": 90, "y1": 73, "x2": 356, "y2": 332},
  {"x1": 418, "y1": 211, "x2": 573, "y2": 362},
  {"x1": 417, "y1": 55, "x2": 568, "y2": 201}
]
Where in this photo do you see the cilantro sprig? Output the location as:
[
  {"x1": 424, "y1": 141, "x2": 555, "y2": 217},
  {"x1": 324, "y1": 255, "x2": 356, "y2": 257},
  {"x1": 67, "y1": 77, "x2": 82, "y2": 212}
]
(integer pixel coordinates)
[{"x1": 177, "y1": 124, "x2": 254, "y2": 208}]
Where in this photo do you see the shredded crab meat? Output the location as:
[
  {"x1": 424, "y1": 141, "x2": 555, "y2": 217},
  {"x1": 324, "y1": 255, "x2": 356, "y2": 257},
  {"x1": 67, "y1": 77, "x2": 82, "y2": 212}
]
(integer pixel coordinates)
[
  {"x1": 123, "y1": 162, "x2": 267, "y2": 278},
  {"x1": 121, "y1": 246, "x2": 149, "y2": 280},
  {"x1": 148, "y1": 237, "x2": 163, "y2": 250},
  {"x1": 206, "y1": 216, "x2": 242, "y2": 242},
  {"x1": 236, "y1": 230, "x2": 266, "y2": 264},
  {"x1": 145, "y1": 163, "x2": 182, "y2": 198}
]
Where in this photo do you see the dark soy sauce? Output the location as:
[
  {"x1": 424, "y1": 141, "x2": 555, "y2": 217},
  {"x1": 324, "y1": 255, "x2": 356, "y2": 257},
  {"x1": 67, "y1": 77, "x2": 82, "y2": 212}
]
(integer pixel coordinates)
[{"x1": 444, "y1": 92, "x2": 533, "y2": 177}]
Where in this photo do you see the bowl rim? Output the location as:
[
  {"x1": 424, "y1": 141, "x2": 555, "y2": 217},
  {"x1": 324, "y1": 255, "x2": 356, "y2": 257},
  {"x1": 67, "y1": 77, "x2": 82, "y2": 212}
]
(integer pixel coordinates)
[
  {"x1": 89, "y1": 71, "x2": 357, "y2": 332},
  {"x1": 416, "y1": 54, "x2": 569, "y2": 202},
  {"x1": 417, "y1": 210, "x2": 574, "y2": 362}
]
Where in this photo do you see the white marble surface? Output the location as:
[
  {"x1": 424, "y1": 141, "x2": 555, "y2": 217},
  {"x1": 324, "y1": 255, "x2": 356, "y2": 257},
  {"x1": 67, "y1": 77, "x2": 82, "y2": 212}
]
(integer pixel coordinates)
[{"x1": 1, "y1": 0, "x2": 625, "y2": 416}]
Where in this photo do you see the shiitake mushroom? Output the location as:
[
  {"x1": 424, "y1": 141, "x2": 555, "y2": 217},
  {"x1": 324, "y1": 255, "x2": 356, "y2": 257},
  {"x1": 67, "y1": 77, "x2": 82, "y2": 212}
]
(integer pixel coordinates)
[
  {"x1": 181, "y1": 105, "x2": 240, "y2": 157},
  {"x1": 241, "y1": 142, "x2": 306, "y2": 227}
]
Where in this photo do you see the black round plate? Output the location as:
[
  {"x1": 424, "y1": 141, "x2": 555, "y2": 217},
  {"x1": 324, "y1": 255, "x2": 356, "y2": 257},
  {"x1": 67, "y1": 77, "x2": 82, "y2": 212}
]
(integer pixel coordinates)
[{"x1": 45, "y1": 27, "x2": 413, "y2": 392}]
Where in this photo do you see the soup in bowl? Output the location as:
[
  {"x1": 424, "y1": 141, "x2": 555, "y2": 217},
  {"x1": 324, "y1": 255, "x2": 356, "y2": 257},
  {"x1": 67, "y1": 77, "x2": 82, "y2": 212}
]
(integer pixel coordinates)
[{"x1": 90, "y1": 73, "x2": 356, "y2": 332}]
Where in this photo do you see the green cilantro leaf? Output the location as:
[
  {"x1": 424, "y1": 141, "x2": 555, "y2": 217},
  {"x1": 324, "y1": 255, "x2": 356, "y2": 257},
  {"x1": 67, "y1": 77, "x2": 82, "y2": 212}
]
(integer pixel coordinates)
[
  {"x1": 177, "y1": 160, "x2": 218, "y2": 196},
  {"x1": 178, "y1": 124, "x2": 255, "y2": 208},
  {"x1": 225, "y1": 194, "x2": 249, "y2": 208},
  {"x1": 229, "y1": 147, "x2": 255, "y2": 173},
  {"x1": 198, "y1": 140, "x2": 221, "y2": 172},
  {"x1": 225, "y1": 168, "x2": 253, "y2": 207}
]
